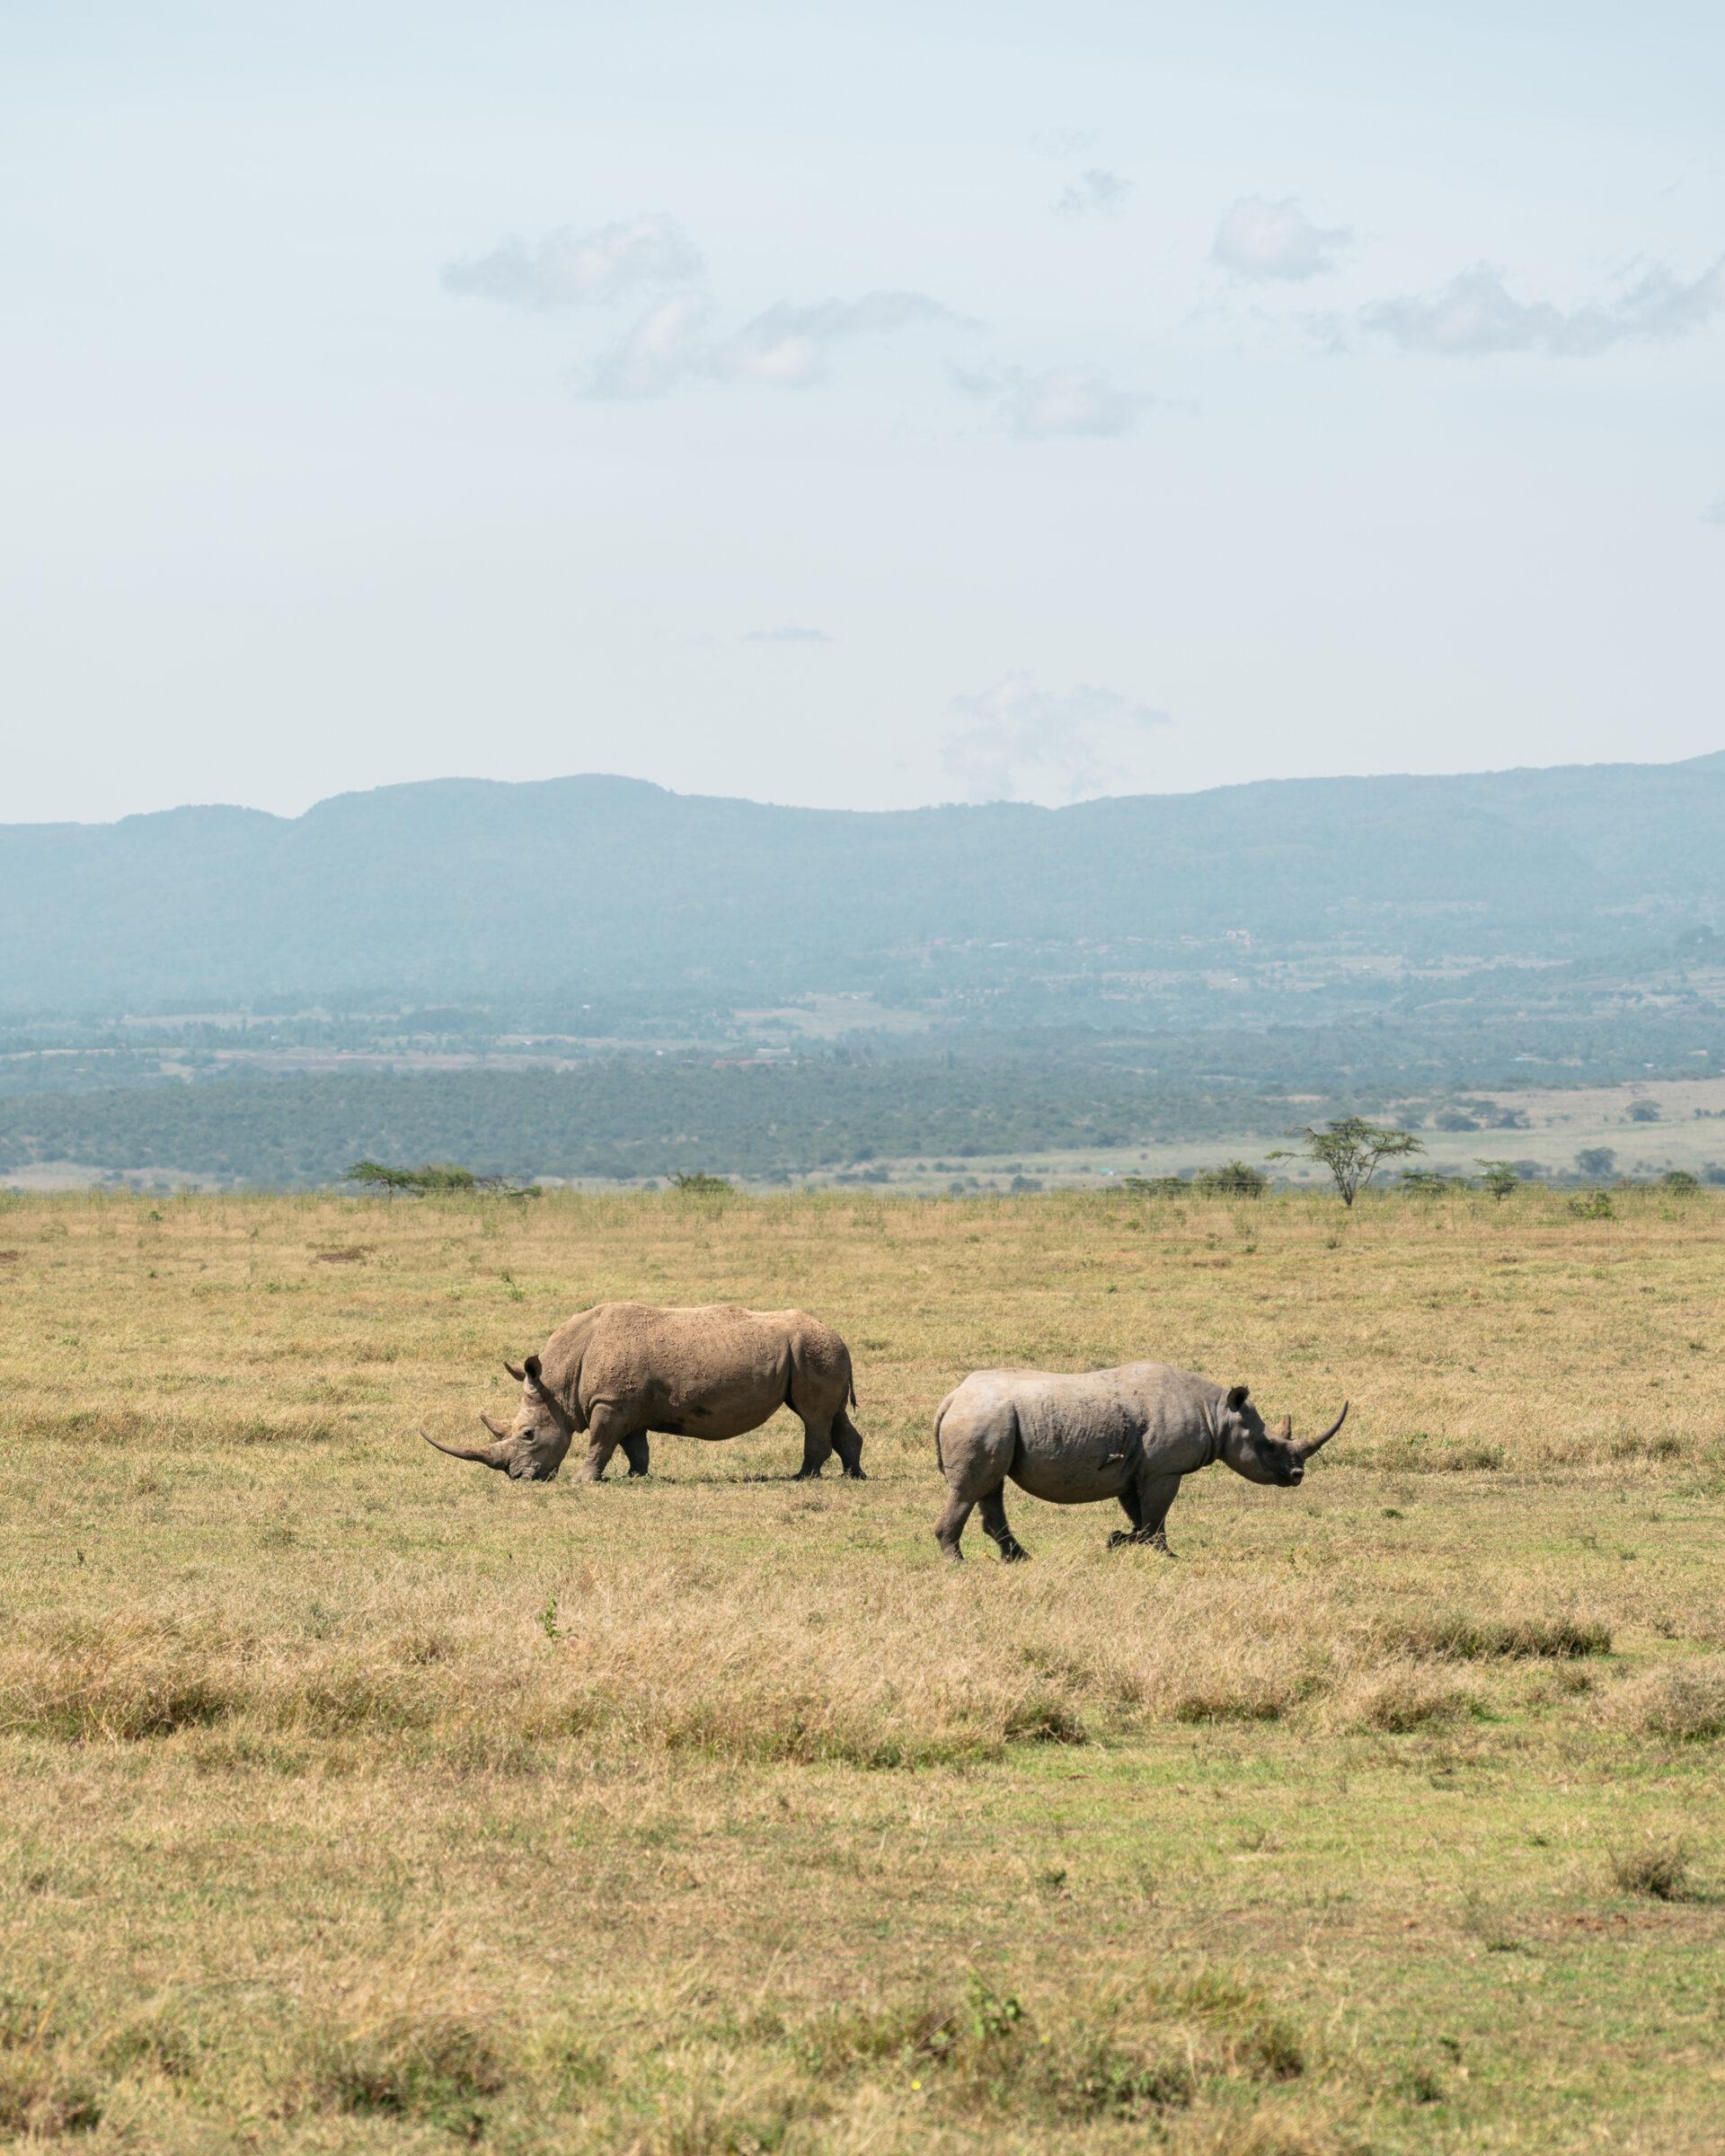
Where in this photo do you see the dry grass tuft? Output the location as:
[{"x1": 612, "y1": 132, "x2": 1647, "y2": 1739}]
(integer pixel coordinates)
[
  {"x1": 1378, "y1": 1609, "x2": 1612, "y2": 1662},
  {"x1": 1609, "y1": 1837, "x2": 1693, "y2": 1902},
  {"x1": 297, "y1": 2009, "x2": 507, "y2": 2122},
  {"x1": 790, "y1": 1970, "x2": 1303, "y2": 2131},
  {"x1": 0, "y1": 2054, "x2": 102, "y2": 2141},
  {"x1": 1606, "y1": 1657, "x2": 1725, "y2": 1743},
  {"x1": 1330, "y1": 1663, "x2": 1478, "y2": 1734},
  {"x1": 1165, "y1": 2108, "x2": 1353, "y2": 2156}
]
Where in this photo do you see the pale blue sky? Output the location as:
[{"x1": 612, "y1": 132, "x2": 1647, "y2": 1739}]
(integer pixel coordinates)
[{"x1": 3, "y1": 0, "x2": 1721, "y2": 820}]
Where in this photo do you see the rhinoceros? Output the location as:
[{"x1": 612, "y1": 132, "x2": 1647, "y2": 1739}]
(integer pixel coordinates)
[
  {"x1": 421, "y1": 1300, "x2": 863, "y2": 1484},
  {"x1": 932, "y1": 1363, "x2": 1346, "y2": 1562}
]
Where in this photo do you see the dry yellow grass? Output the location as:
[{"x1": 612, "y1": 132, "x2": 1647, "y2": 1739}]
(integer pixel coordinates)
[{"x1": 1, "y1": 1184, "x2": 1722, "y2": 2152}]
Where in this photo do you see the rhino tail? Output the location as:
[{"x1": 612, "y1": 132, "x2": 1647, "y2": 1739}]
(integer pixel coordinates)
[{"x1": 933, "y1": 1391, "x2": 954, "y2": 1475}]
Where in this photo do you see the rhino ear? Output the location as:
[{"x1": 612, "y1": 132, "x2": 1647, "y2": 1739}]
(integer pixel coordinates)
[
  {"x1": 524, "y1": 1354, "x2": 544, "y2": 1386},
  {"x1": 1225, "y1": 1383, "x2": 1250, "y2": 1412}
]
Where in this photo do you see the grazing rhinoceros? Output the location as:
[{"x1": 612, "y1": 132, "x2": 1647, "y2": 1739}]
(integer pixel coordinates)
[
  {"x1": 421, "y1": 1301, "x2": 863, "y2": 1484},
  {"x1": 932, "y1": 1363, "x2": 1346, "y2": 1562}
]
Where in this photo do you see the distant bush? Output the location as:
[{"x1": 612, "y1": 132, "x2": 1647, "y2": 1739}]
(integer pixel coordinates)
[
  {"x1": 1192, "y1": 1160, "x2": 1267, "y2": 1197},
  {"x1": 1575, "y1": 1146, "x2": 1616, "y2": 1180},
  {"x1": 1398, "y1": 1169, "x2": 1466, "y2": 1194},
  {"x1": 1570, "y1": 1188, "x2": 1614, "y2": 1220},
  {"x1": 669, "y1": 1173, "x2": 733, "y2": 1196},
  {"x1": 1627, "y1": 1100, "x2": 1661, "y2": 1123},
  {"x1": 345, "y1": 1161, "x2": 538, "y2": 1198},
  {"x1": 1661, "y1": 1169, "x2": 1699, "y2": 1192}
]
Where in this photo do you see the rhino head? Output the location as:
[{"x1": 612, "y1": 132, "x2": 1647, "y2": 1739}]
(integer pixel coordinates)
[
  {"x1": 1216, "y1": 1384, "x2": 1347, "y2": 1488},
  {"x1": 421, "y1": 1355, "x2": 577, "y2": 1481}
]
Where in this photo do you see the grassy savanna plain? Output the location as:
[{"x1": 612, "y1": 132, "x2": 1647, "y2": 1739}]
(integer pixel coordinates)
[{"x1": 1, "y1": 1189, "x2": 1722, "y2": 2155}]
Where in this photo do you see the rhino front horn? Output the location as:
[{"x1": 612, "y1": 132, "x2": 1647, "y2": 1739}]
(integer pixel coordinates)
[
  {"x1": 420, "y1": 1427, "x2": 513, "y2": 1470},
  {"x1": 1295, "y1": 1401, "x2": 1349, "y2": 1459}
]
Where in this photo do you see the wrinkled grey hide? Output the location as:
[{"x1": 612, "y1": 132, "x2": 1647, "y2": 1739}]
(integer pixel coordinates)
[
  {"x1": 422, "y1": 1301, "x2": 862, "y2": 1485},
  {"x1": 932, "y1": 1364, "x2": 1346, "y2": 1562}
]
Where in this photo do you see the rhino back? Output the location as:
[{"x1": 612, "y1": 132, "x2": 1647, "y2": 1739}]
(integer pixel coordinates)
[
  {"x1": 577, "y1": 1303, "x2": 815, "y2": 1428},
  {"x1": 970, "y1": 1363, "x2": 1222, "y2": 1497}
]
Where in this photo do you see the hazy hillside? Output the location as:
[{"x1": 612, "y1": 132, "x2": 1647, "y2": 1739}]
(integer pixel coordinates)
[{"x1": 4, "y1": 754, "x2": 1722, "y2": 1016}]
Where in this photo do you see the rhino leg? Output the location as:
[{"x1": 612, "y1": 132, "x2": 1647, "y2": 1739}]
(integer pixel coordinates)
[
  {"x1": 579, "y1": 1403, "x2": 627, "y2": 1483},
  {"x1": 933, "y1": 1492, "x2": 974, "y2": 1562},
  {"x1": 933, "y1": 1396, "x2": 1018, "y2": 1563},
  {"x1": 620, "y1": 1434, "x2": 650, "y2": 1478},
  {"x1": 793, "y1": 1418, "x2": 836, "y2": 1480},
  {"x1": 1108, "y1": 1471, "x2": 1180, "y2": 1554},
  {"x1": 979, "y1": 1489, "x2": 1030, "y2": 1564},
  {"x1": 831, "y1": 1409, "x2": 866, "y2": 1480}
]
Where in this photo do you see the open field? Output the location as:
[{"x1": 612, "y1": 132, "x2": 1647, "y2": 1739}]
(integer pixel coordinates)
[{"x1": 1, "y1": 1186, "x2": 1722, "y2": 2152}]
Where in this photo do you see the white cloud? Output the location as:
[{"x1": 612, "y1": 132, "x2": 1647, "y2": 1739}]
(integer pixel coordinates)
[
  {"x1": 1359, "y1": 255, "x2": 1725, "y2": 356},
  {"x1": 1054, "y1": 168, "x2": 1132, "y2": 219},
  {"x1": 580, "y1": 294, "x2": 712, "y2": 399},
  {"x1": 955, "y1": 363, "x2": 1153, "y2": 439},
  {"x1": 942, "y1": 674, "x2": 1172, "y2": 804},
  {"x1": 1703, "y1": 499, "x2": 1725, "y2": 526},
  {"x1": 1211, "y1": 196, "x2": 1351, "y2": 281},
  {"x1": 711, "y1": 292, "x2": 965, "y2": 388},
  {"x1": 575, "y1": 287, "x2": 963, "y2": 401},
  {"x1": 442, "y1": 216, "x2": 703, "y2": 310},
  {"x1": 742, "y1": 624, "x2": 833, "y2": 643}
]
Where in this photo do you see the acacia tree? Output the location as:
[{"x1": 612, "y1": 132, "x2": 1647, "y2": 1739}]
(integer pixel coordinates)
[
  {"x1": 1269, "y1": 1118, "x2": 1422, "y2": 1206},
  {"x1": 1476, "y1": 1159, "x2": 1520, "y2": 1201}
]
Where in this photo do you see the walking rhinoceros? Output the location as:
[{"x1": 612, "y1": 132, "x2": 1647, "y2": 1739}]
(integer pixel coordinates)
[
  {"x1": 932, "y1": 1363, "x2": 1345, "y2": 1562},
  {"x1": 421, "y1": 1301, "x2": 862, "y2": 1484}
]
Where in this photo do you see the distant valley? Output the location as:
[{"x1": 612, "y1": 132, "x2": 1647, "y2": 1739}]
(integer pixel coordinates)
[{"x1": 3, "y1": 754, "x2": 1721, "y2": 1188}]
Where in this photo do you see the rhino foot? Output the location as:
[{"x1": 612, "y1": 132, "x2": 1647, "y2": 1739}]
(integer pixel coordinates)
[{"x1": 1108, "y1": 1528, "x2": 1175, "y2": 1555}]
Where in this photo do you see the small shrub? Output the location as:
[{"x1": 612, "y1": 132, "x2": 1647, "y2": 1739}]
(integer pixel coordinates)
[
  {"x1": 670, "y1": 1173, "x2": 734, "y2": 1197},
  {"x1": 1569, "y1": 1188, "x2": 1614, "y2": 1220}
]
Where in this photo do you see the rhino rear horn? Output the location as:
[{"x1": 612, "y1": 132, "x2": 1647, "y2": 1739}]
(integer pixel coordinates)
[
  {"x1": 420, "y1": 1427, "x2": 513, "y2": 1470},
  {"x1": 1295, "y1": 1401, "x2": 1349, "y2": 1459}
]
